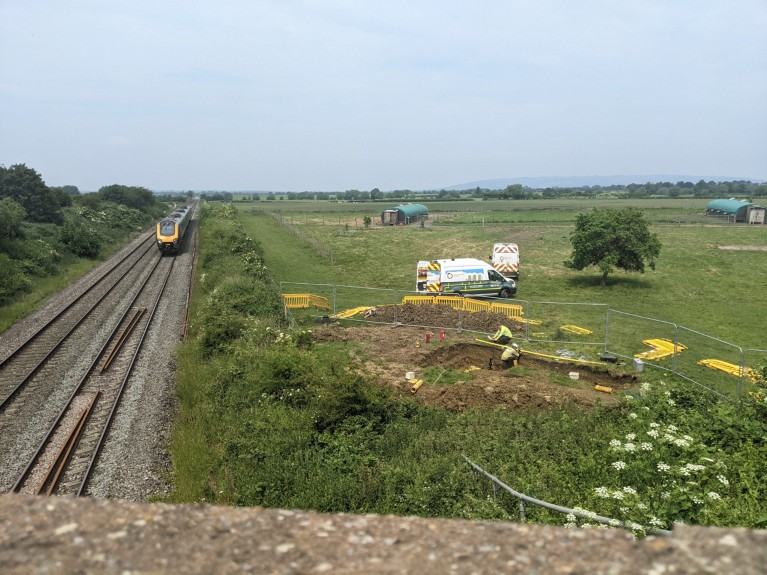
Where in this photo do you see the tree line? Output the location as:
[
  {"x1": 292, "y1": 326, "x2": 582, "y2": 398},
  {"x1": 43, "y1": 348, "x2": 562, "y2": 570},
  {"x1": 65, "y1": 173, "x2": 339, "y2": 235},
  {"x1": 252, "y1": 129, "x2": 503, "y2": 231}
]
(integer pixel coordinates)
[
  {"x1": 199, "y1": 180, "x2": 766, "y2": 203},
  {"x1": 0, "y1": 163, "x2": 169, "y2": 306}
]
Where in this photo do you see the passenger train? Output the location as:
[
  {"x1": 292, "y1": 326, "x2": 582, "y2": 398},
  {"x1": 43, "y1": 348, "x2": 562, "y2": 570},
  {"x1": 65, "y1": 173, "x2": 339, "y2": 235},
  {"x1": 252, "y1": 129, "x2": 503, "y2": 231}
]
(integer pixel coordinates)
[{"x1": 156, "y1": 204, "x2": 193, "y2": 255}]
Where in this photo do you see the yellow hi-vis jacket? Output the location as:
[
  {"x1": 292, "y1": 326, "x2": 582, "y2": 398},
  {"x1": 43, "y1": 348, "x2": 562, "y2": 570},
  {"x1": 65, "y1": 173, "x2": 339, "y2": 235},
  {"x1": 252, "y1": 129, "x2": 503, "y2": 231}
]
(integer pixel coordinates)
[{"x1": 492, "y1": 325, "x2": 512, "y2": 340}]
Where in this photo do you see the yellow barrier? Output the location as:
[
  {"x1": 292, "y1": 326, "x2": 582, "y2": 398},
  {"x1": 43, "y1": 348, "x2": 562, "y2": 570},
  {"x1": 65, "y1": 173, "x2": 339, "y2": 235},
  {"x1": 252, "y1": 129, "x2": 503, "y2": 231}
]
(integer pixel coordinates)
[
  {"x1": 332, "y1": 306, "x2": 372, "y2": 319},
  {"x1": 490, "y1": 301, "x2": 524, "y2": 318},
  {"x1": 635, "y1": 339, "x2": 687, "y2": 360},
  {"x1": 282, "y1": 293, "x2": 332, "y2": 310},
  {"x1": 698, "y1": 359, "x2": 759, "y2": 381},
  {"x1": 401, "y1": 295, "x2": 438, "y2": 306},
  {"x1": 560, "y1": 325, "x2": 593, "y2": 335}
]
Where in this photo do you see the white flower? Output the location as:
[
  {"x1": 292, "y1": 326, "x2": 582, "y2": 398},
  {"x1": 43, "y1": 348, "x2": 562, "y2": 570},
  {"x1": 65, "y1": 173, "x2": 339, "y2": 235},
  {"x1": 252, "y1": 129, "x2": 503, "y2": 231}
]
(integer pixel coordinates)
[
  {"x1": 640, "y1": 383, "x2": 652, "y2": 391},
  {"x1": 612, "y1": 461, "x2": 627, "y2": 470},
  {"x1": 649, "y1": 422, "x2": 660, "y2": 428},
  {"x1": 657, "y1": 462, "x2": 671, "y2": 472},
  {"x1": 609, "y1": 439, "x2": 622, "y2": 449},
  {"x1": 628, "y1": 412, "x2": 638, "y2": 419},
  {"x1": 674, "y1": 438, "x2": 690, "y2": 447},
  {"x1": 717, "y1": 474, "x2": 729, "y2": 486},
  {"x1": 667, "y1": 425, "x2": 678, "y2": 432},
  {"x1": 707, "y1": 492, "x2": 721, "y2": 500},
  {"x1": 692, "y1": 496, "x2": 703, "y2": 504},
  {"x1": 623, "y1": 486, "x2": 637, "y2": 495},
  {"x1": 566, "y1": 513, "x2": 577, "y2": 523},
  {"x1": 667, "y1": 399, "x2": 676, "y2": 406},
  {"x1": 641, "y1": 442, "x2": 653, "y2": 451},
  {"x1": 647, "y1": 429, "x2": 660, "y2": 438},
  {"x1": 624, "y1": 443, "x2": 637, "y2": 452},
  {"x1": 611, "y1": 490, "x2": 625, "y2": 500},
  {"x1": 650, "y1": 517, "x2": 664, "y2": 527},
  {"x1": 594, "y1": 487, "x2": 609, "y2": 498},
  {"x1": 625, "y1": 433, "x2": 636, "y2": 441}
]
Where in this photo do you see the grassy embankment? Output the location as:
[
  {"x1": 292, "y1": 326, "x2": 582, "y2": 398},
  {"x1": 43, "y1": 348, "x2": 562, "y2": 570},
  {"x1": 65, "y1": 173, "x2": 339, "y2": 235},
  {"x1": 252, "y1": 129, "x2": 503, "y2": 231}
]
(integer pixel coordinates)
[{"x1": 168, "y1": 201, "x2": 767, "y2": 534}]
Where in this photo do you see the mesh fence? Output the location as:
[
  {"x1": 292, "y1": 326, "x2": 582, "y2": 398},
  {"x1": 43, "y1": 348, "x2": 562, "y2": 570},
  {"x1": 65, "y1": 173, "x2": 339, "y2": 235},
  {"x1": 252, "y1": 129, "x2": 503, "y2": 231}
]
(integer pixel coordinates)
[{"x1": 280, "y1": 282, "x2": 766, "y2": 400}]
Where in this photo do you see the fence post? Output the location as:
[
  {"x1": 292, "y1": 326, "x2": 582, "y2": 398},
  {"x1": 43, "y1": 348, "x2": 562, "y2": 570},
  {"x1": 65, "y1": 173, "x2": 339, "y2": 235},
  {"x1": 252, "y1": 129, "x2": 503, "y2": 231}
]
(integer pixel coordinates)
[
  {"x1": 519, "y1": 499, "x2": 526, "y2": 522},
  {"x1": 604, "y1": 307, "x2": 611, "y2": 353}
]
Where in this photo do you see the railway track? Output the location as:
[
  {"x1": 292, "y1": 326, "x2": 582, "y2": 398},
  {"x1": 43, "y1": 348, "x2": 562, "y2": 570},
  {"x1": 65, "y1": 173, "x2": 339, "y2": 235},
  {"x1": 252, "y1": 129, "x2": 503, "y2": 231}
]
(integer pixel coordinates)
[
  {"x1": 0, "y1": 219, "x2": 195, "y2": 495},
  {"x1": 12, "y1": 254, "x2": 177, "y2": 496}
]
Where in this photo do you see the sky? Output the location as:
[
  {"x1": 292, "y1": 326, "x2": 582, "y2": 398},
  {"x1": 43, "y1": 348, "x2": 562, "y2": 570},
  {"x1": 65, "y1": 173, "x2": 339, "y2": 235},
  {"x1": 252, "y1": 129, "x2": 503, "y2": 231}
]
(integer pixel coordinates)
[{"x1": 1, "y1": 1, "x2": 765, "y2": 192}]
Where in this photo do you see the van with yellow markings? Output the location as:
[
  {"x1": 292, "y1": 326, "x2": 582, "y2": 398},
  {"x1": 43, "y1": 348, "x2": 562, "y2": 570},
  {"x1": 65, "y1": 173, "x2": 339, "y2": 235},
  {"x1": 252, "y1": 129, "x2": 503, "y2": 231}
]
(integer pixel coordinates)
[{"x1": 416, "y1": 258, "x2": 517, "y2": 298}]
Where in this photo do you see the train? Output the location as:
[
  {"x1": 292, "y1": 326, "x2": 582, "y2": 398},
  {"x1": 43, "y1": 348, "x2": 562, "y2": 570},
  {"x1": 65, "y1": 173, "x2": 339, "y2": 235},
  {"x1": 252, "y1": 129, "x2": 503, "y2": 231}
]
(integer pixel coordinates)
[{"x1": 156, "y1": 204, "x2": 193, "y2": 255}]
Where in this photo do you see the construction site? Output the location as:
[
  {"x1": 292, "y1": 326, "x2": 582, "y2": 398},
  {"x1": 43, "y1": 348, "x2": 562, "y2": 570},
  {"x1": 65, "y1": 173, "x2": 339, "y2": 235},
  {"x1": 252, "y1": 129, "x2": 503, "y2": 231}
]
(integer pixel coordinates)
[{"x1": 284, "y1": 292, "x2": 759, "y2": 410}]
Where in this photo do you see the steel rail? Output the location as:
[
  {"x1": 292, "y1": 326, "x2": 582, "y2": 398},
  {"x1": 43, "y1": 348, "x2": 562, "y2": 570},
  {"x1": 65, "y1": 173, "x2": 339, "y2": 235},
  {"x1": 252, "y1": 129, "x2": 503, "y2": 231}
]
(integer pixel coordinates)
[
  {"x1": 0, "y1": 233, "x2": 154, "y2": 370},
  {"x1": 10, "y1": 254, "x2": 166, "y2": 494},
  {"x1": 77, "y1": 254, "x2": 178, "y2": 495},
  {"x1": 0, "y1": 239, "x2": 156, "y2": 411}
]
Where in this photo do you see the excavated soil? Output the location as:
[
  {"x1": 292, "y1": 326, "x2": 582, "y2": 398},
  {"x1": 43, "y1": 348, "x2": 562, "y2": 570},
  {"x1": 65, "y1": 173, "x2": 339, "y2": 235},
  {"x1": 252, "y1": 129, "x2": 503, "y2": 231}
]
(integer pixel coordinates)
[{"x1": 311, "y1": 306, "x2": 638, "y2": 412}]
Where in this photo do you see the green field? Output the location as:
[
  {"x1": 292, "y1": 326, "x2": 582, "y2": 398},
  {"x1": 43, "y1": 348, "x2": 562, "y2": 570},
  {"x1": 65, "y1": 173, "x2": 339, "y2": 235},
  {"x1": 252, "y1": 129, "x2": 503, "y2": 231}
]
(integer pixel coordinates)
[{"x1": 237, "y1": 200, "x2": 766, "y2": 351}]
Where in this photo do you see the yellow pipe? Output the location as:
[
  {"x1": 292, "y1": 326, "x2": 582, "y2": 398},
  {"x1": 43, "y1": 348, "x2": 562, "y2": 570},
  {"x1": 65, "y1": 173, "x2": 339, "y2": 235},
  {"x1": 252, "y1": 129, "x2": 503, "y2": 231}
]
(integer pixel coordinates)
[{"x1": 473, "y1": 339, "x2": 605, "y2": 365}]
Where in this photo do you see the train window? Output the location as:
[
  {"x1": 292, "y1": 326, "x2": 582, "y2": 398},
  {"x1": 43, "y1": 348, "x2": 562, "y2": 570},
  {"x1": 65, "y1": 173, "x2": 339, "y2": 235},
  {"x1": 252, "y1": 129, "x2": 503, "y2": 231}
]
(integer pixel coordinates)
[{"x1": 160, "y1": 221, "x2": 176, "y2": 235}]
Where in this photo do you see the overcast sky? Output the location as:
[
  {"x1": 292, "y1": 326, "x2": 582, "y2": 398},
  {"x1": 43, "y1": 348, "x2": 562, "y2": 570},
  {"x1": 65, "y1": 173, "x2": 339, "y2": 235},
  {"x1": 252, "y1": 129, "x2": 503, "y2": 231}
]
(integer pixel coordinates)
[{"x1": 1, "y1": 1, "x2": 765, "y2": 192}]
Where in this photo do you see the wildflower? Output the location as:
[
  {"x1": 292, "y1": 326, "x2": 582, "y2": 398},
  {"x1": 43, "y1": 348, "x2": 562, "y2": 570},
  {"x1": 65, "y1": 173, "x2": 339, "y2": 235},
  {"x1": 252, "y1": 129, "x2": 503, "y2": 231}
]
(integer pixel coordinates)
[
  {"x1": 647, "y1": 429, "x2": 660, "y2": 438},
  {"x1": 667, "y1": 399, "x2": 676, "y2": 406},
  {"x1": 625, "y1": 433, "x2": 636, "y2": 441},
  {"x1": 623, "y1": 443, "x2": 636, "y2": 452},
  {"x1": 673, "y1": 438, "x2": 690, "y2": 447},
  {"x1": 611, "y1": 490, "x2": 625, "y2": 500},
  {"x1": 640, "y1": 442, "x2": 653, "y2": 451},
  {"x1": 640, "y1": 383, "x2": 652, "y2": 391},
  {"x1": 717, "y1": 474, "x2": 729, "y2": 486},
  {"x1": 692, "y1": 496, "x2": 703, "y2": 504},
  {"x1": 612, "y1": 461, "x2": 627, "y2": 470},
  {"x1": 707, "y1": 492, "x2": 721, "y2": 500},
  {"x1": 609, "y1": 439, "x2": 622, "y2": 449},
  {"x1": 566, "y1": 513, "x2": 577, "y2": 523},
  {"x1": 649, "y1": 422, "x2": 660, "y2": 428},
  {"x1": 623, "y1": 486, "x2": 637, "y2": 495},
  {"x1": 619, "y1": 507, "x2": 630, "y2": 514},
  {"x1": 594, "y1": 487, "x2": 609, "y2": 498},
  {"x1": 662, "y1": 491, "x2": 671, "y2": 499},
  {"x1": 650, "y1": 517, "x2": 665, "y2": 527},
  {"x1": 628, "y1": 412, "x2": 638, "y2": 419},
  {"x1": 667, "y1": 424, "x2": 678, "y2": 432},
  {"x1": 657, "y1": 462, "x2": 671, "y2": 472}
]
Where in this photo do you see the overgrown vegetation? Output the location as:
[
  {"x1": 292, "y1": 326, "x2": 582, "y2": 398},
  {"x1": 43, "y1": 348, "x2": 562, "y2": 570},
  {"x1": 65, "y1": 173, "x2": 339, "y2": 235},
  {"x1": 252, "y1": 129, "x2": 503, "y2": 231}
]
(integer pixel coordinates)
[
  {"x1": 170, "y1": 202, "x2": 767, "y2": 535},
  {"x1": 0, "y1": 164, "x2": 173, "y2": 328}
]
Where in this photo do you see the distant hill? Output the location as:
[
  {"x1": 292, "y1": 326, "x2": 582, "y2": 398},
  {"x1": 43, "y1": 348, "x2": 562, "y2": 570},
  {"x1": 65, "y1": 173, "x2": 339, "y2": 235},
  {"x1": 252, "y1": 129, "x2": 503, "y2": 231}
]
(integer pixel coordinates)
[{"x1": 442, "y1": 175, "x2": 765, "y2": 191}]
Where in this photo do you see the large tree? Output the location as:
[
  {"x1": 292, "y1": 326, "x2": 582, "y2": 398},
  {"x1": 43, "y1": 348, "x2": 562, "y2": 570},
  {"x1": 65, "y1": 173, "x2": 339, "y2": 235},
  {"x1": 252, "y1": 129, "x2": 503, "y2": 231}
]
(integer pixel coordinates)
[
  {"x1": 565, "y1": 207, "x2": 661, "y2": 286},
  {"x1": 0, "y1": 163, "x2": 65, "y2": 224}
]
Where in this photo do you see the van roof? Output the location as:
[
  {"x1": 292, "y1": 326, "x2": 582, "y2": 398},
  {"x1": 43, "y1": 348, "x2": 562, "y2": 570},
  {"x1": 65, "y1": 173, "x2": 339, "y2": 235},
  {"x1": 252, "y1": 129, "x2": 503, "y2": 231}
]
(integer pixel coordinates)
[{"x1": 433, "y1": 258, "x2": 489, "y2": 266}]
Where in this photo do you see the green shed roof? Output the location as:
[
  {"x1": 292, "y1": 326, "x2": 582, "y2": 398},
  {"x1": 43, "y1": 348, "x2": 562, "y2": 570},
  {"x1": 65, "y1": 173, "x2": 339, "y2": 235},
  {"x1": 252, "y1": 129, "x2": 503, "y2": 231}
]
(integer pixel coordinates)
[
  {"x1": 384, "y1": 204, "x2": 429, "y2": 217},
  {"x1": 706, "y1": 199, "x2": 752, "y2": 214}
]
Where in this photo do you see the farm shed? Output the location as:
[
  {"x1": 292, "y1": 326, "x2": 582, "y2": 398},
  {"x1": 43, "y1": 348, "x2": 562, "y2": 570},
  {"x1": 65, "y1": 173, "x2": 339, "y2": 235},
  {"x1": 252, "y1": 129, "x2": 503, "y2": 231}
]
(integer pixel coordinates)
[
  {"x1": 706, "y1": 199, "x2": 765, "y2": 224},
  {"x1": 381, "y1": 204, "x2": 429, "y2": 226}
]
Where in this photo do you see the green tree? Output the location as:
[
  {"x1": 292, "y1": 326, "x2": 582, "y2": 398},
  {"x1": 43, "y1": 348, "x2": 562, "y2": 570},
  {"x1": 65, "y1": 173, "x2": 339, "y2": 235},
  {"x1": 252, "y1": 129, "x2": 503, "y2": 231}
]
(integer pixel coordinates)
[
  {"x1": 0, "y1": 197, "x2": 27, "y2": 242},
  {"x1": 565, "y1": 207, "x2": 661, "y2": 286},
  {"x1": 0, "y1": 163, "x2": 64, "y2": 224}
]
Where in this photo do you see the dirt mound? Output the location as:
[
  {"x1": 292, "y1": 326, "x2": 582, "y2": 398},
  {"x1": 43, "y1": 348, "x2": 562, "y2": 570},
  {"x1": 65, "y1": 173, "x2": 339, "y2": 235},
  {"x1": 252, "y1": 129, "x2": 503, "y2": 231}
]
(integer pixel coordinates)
[{"x1": 312, "y1": 323, "x2": 637, "y2": 412}]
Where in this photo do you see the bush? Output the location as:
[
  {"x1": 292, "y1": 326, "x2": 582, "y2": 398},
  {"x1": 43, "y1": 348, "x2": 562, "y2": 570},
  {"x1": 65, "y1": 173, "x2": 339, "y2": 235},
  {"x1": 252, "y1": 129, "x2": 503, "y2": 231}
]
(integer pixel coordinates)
[
  {"x1": 0, "y1": 254, "x2": 30, "y2": 304},
  {"x1": 61, "y1": 220, "x2": 100, "y2": 258}
]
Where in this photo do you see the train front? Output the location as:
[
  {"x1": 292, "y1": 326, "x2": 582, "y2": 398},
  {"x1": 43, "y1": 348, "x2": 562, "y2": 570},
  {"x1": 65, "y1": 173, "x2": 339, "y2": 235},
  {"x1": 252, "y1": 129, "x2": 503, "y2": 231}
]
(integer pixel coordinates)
[{"x1": 156, "y1": 218, "x2": 180, "y2": 254}]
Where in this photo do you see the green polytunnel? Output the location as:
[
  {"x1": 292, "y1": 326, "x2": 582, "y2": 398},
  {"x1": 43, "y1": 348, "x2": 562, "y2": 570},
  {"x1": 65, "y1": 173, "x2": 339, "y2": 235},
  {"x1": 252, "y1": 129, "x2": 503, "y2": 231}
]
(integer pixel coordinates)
[{"x1": 380, "y1": 204, "x2": 429, "y2": 226}]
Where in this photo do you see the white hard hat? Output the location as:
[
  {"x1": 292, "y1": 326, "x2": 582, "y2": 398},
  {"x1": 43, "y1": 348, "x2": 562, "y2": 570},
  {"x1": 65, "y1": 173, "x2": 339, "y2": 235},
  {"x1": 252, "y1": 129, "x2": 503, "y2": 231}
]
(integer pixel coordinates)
[{"x1": 512, "y1": 343, "x2": 519, "y2": 349}]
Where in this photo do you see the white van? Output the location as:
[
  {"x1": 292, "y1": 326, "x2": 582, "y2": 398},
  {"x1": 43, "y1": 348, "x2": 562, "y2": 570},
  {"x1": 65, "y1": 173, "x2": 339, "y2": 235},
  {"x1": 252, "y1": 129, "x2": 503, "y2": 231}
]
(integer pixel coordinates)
[
  {"x1": 415, "y1": 258, "x2": 517, "y2": 298},
  {"x1": 491, "y1": 243, "x2": 519, "y2": 280}
]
